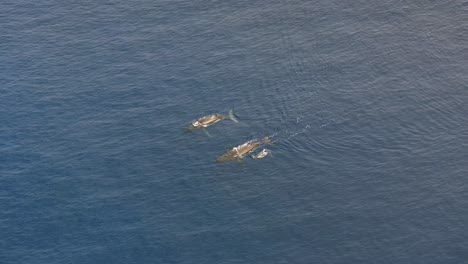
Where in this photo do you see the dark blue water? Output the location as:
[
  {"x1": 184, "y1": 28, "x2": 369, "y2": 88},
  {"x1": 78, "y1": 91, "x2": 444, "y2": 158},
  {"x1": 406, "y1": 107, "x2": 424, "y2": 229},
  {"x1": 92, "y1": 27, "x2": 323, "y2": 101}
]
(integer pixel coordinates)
[{"x1": 2, "y1": 1, "x2": 467, "y2": 263}]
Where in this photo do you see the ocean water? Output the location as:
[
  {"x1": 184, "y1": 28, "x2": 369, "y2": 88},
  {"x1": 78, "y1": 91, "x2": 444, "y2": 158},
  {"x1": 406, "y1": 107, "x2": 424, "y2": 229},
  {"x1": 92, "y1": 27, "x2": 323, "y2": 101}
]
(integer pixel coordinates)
[{"x1": 1, "y1": 0, "x2": 467, "y2": 263}]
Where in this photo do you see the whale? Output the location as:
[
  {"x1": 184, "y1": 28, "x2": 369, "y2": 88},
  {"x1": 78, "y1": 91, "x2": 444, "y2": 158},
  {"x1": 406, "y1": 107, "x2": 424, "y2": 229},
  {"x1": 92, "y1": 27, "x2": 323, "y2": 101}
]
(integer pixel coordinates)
[
  {"x1": 187, "y1": 109, "x2": 238, "y2": 131},
  {"x1": 216, "y1": 136, "x2": 272, "y2": 163},
  {"x1": 251, "y1": 148, "x2": 270, "y2": 159}
]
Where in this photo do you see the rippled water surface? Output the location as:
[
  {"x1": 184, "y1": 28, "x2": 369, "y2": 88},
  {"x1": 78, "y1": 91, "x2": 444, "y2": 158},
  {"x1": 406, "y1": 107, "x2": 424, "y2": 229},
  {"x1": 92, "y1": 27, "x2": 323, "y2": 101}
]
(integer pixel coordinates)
[{"x1": 1, "y1": 0, "x2": 468, "y2": 263}]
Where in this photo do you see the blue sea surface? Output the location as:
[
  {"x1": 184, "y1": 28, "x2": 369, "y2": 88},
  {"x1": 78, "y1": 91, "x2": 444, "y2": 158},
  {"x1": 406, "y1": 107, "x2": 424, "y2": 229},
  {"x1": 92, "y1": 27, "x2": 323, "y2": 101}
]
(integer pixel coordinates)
[{"x1": 1, "y1": 0, "x2": 468, "y2": 263}]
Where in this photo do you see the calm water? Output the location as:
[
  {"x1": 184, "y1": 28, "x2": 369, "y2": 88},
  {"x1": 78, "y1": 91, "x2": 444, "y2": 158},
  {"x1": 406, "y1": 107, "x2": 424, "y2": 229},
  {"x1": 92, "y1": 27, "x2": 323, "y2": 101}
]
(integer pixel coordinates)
[{"x1": 1, "y1": 1, "x2": 468, "y2": 263}]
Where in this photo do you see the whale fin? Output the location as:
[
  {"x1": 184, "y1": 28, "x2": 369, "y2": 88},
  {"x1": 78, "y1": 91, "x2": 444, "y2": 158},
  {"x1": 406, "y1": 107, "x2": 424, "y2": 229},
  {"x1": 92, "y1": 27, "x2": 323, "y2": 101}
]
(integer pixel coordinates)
[
  {"x1": 203, "y1": 128, "x2": 212, "y2": 137},
  {"x1": 228, "y1": 109, "x2": 239, "y2": 123}
]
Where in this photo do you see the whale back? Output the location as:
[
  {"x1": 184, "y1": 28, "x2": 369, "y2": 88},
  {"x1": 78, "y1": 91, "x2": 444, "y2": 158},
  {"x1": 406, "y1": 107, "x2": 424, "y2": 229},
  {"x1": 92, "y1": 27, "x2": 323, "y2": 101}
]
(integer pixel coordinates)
[{"x1": 199, "y1": 114, "x2": 223, "y2": 125}]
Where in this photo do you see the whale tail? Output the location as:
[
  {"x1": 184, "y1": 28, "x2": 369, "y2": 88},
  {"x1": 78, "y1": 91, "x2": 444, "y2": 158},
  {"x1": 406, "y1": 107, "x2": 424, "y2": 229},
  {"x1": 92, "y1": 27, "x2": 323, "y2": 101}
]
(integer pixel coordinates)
[{"x1": 228, "y1": 109, "x2": 239, "y2": 123}]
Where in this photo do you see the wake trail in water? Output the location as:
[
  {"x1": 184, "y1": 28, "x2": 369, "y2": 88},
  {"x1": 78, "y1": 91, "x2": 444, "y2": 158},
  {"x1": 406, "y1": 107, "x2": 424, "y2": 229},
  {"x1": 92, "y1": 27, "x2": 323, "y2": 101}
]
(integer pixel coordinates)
[{"x1": 269, "y1": 117, "x2": 332, "y2": 144}]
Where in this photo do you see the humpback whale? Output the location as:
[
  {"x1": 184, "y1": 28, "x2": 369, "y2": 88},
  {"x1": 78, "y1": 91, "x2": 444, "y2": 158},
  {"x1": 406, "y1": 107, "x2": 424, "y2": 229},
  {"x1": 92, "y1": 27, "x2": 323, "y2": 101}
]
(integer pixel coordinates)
[
  {"x1": 187, "y1": 109, "x2": 238, "y2": 131},
  {"x1": 251, "y1": 149, "x2": 270, "y2": 159},
  {"x1": 216, "y1": 136, "x2": 272, "y2": 163}
]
